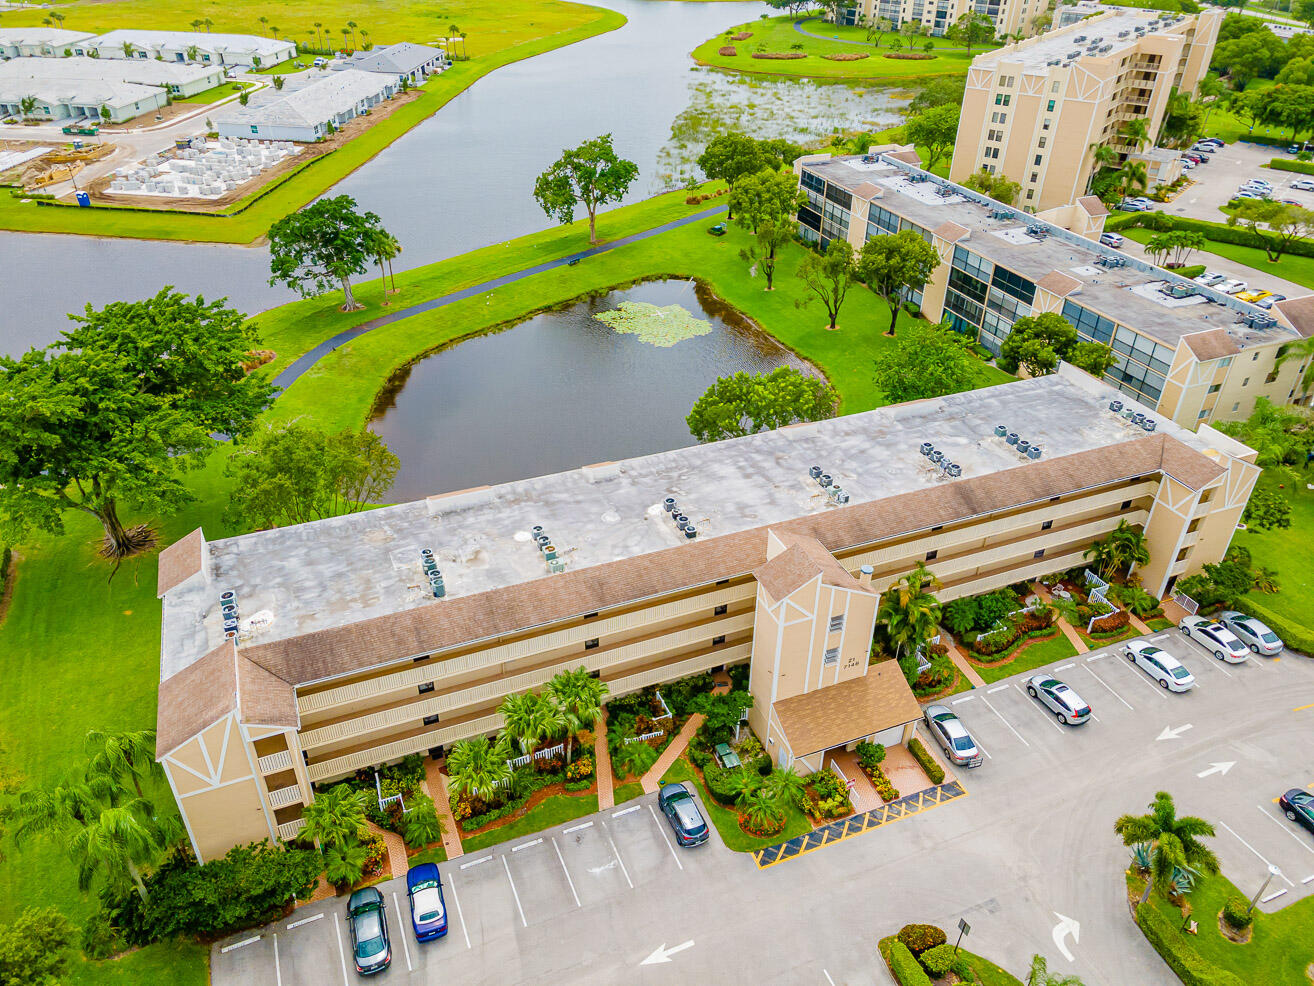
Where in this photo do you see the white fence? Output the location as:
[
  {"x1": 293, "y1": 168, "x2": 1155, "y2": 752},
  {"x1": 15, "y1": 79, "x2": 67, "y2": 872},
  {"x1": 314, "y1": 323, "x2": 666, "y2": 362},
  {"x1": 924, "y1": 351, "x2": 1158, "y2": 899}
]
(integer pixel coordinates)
[
  {"x1": 506, "y1": 742, "x2": 565, "y2": 770},
  {"x1": 1171, "y1": 590, "x2": 1199, "y2": 616},
  {"x1": 1083, "y1": 569, "x2": 1121, "y2": 634},
  {"x1": 653, "y1": 690, "x2": 673, "y2": 721},
  {"x1": 374, "y1": 769, "x2": 407, "y2": 815},
  {"x1": 624, "y1": 730, "x2": 666, "y2": 745}
]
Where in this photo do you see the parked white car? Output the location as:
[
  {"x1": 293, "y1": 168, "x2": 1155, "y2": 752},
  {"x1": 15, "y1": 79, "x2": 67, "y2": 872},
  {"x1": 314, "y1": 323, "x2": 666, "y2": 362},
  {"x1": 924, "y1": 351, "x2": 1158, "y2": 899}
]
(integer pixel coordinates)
[
  {"x1": 1179, "y1": 615, "x2": 1249, "y2": 663},
  {"x1": 1124, "y1": 640, "x2": 1196, "y2": 692},
  {"x1": 1218, "y1": 610, "x2": 1284, "y2": 655},
  {"x1": 1194, "y1": 271, "x2": 1226, "y2": 286},
  {"x1": 1291, "y1": 179, "x2": 1314, "y2": 192},
  {"x1": 1216, "y1": 279, "x2": 1248, "y2": 295}
]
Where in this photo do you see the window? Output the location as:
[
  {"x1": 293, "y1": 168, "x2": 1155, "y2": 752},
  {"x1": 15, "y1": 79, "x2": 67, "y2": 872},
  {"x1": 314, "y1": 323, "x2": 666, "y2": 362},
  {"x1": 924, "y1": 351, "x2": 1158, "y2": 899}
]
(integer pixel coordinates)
[
  {"x1": 1038, "y1": 137, "x2": 1047, "y2": 148},
  {"x1": 418, "y1": 682, "x2": 434, "y2": 695},
  {"x1": 1199, "y1": 488, "x2": 1214, "y2": 504},
  {"x1": 1026, "y1": 190, "x2": 1034, "y2": 200},
  {"x1": 828, "y1": 614, "x2": 846, "y2": 632},
  {"x1": 932, "y1": 524, "x2": 943, "y2": 532},
  {"x1": 1033, "y1": 549, "x2": 1046, "y2": 559},
  {"x1": 823, "y1": 647, "x2": 840, "y2": 666},
  {"x1": 714, "y1": 604, "x2": 728, "y2": 616},
  {"x1": 712, "y1": 635, "x2": 726, "y2": 646},
  {"x1": 1207, "y1": 384, "x2": 1221, "y2": 394},
  {"x1": 716, "y1": 578, "x2": 730, "y2": 585},
  {"x1": 1121, "y1": 499, "x2": 1133, "y2": 510},
  {"x1": 423, "y1": 713, "x2": 441, "y2": 726},
  {"x1": 1051, "y1": 81, "x2": 1060, "y2": 93},
  {"x1": 1042, "y1": 118, "x2": 1051, "y2": 130},
  {"x1": 1252, "y1": 352, "x2": 1259, "y2": 361},
  {"x1": 584, "y1": 612, "x2": 598, "y2": 619},
  {"x1": 584, "y1": 638, "x2": 599, "y2": 650},
  {"x1": 1232, "y1": 402, "x2": 1240, "y2": 412},
  {"x1": 1030, "y1": 172, "x2": 1039, "y2": 182},
  {"x1": 1041, "y1": 519, "x2": 1053, "y2": 531},
  {"x1": 412, "y1": 655, "x2": 430, "y2": 664},
  {"x1": 995, "y1": 94, "x2": 1011, "y2": 106},
  {"x1": 1242, "y1": 377, "x2": 1250, "y2": 387},
  {"x1": 1034, "y1": 154, "x2": 1043, "y2": 166},
  {"x1": 1198, "y1": 409, "x2": 1210, "y2": 419},
  {"x1": 250, "y1": 125, "x2": 259, "y2": 134},
  {"x1": 1187, "y1": 518, "x2": 1202, "y2": 533},
  {"x1": 1175, "y1": 547, "x2": 1192, "y2": 562},
  {"x1": 925, "y1": 549, "x2": 938, "y2": 561},
  {"x1": 1047, "y1": 99, "x2": 1056, "y2": 111}
]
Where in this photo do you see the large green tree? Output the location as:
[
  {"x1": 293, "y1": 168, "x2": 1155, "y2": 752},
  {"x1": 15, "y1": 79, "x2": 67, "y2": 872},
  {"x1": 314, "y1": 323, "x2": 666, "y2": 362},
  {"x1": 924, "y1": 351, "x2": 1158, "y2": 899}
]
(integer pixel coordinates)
[
  {"x1": 686, "y1": 367, "x2": 837, "y2": 443},
  {"x1": 697, "y1": 132, "x2": 766, "y2": 221},
  {"x1": 545, "y1": 667, "x2": 607, "y2": 764},
  {"x1": 946, "y1": 10, "x2": 995, "y2": 54},
  {"x1": 903, "y1": 103, "x2": 960, "y2": 171},
  {"x1": 906, "y1": 76, "x2": 966, "y2": 116},
  {"x1": 795, "y1": 238, "x2": 857, "y2": 331},
  {"x1": 446, "y1": 735, "x2": 513, "y2": 799},
  {"x1": 85, "y1": 729, "x2": 158, "y2": 800},
  {"x1": 877, "y1": 563, "x2": 942, "y2": 667},
  {"x1": 0, "y1": 907, "x2": 75, "y2": 986},
  {"x1": 533, "y1": 133, "x2": 639, "y2": 245},
  {"x1": 0, "y1": 289, "x2": 272, "y2": 560},
  {"x1": 1215, "y1": 397, "x2": 1314, "y2": 465},
  {"x1": 999, "y1": 312, "x2": 1078, "y2": 377},
  {"x1": 1115, "y1": 791, "x2": 1219, "y2": 903},
  {"x1": 1227, "y1": 199, "x2": 1314, "y2": 263},
  {"x1": 267, "y1": 195, "x2": 390, "y2": 311},
  {"x1": 1242, "y1": 485, "x2": 1292, "y2": 532},
  {"x1": 857, "y1": 228, "x2": 941, "y2": 336},
  {"x1": 730, "y1": 168, "x2": 804, "y2": 290},
  {"x1": 299, "y1": 784, "x2": 367, "y2": 850},
  {"x1": 225, "y1": 422, "x2": 400, "y2": 530},
  {"x1": 872, "y1": 322, "x2": 977, "y2": 404},
  {"x1": 962, "y1": 168, "x2": 1021, "y2": 206}
]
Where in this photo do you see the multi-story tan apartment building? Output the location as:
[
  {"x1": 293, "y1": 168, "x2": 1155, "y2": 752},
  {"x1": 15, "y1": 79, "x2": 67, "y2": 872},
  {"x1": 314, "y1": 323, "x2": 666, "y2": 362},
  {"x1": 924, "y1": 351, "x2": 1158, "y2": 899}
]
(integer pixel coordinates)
[
  {"x1": 795, "y1": 152, "x2": 1314, "y2": 429},
  {"x1": 841, "y1": 0, "x2": 1048, "y2": 40},
  {"x1": 949, "y1": 7, "x2": 1222, "y2": 212},
  {"x1": 155, "y1": 364, "x2": 1258, "y2": 862}
]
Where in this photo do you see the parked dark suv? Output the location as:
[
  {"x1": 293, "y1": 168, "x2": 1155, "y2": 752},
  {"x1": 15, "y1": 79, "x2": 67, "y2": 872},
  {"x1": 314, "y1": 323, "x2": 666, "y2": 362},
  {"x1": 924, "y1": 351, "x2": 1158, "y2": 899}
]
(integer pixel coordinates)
[
  {"x1": 658, "y1": 783, "x2": 709, "y2": 846},
  {"x1": 346, "y1": 887, "x2": 391, "y2": 975}
]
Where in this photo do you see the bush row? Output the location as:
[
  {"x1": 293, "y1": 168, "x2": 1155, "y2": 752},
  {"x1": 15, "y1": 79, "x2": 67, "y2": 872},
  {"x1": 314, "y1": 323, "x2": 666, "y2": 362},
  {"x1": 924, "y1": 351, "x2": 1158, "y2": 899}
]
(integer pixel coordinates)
[
  {"x1": 907, "y1": 737, "x2": 945, "y2": 784},
  {"x1": 823, "y1": 52, "x2": 869, "y2": 61},
  {"x1": 1267, "y1": 157, "x2": 1314, "y2": 176},
  {"x1": 1135, "y1": 902, "x2": 1248, "y2": 986},
  {"x1": 719, "y1": 45, "x2": 737, "y2": 56},
  {"x1": 971, "y1": 609, "x2": 1057, "y2": 657},
  {"x1": 751, "y1": 51, "x2": 806, "y2": 59},
  {"x1": 458, "y1": 769, "x2": 564, "y2": 831},
  {"x1": 684, "y1": 188, "x2": 728, "y2": 206},
  {"x1": 884, "y1": 52, "x2": 935, "y2": 59},
  {"x1": 888, "y1": 940, "x2": 933, "y2": 986},
  {"x1": 1089, "y1": 609, "x2": 1131, "y2": 634}
]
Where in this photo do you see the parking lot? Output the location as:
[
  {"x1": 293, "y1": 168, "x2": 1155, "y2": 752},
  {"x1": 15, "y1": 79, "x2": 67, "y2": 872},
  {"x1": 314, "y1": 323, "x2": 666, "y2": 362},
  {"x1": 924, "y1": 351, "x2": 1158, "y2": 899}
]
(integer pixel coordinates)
[{"x1": 212, "y1": 627, "x2": 1314, "y2": 986}]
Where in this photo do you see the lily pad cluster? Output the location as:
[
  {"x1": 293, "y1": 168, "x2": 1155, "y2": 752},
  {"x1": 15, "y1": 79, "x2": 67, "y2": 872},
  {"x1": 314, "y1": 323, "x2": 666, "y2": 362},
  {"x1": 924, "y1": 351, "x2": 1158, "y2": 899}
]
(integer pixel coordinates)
[{"x1": 594, "y1": 301, "x2": 712, "y2": 348}]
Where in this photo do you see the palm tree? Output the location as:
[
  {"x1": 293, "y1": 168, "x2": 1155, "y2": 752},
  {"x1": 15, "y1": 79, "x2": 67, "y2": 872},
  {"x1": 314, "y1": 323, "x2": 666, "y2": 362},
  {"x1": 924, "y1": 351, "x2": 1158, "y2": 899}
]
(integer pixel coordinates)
[
  {"x1": 271, "y1": 26, "x2": 280, "y2": 41},
  {"x1": 341, "y1": 27, "x2": 351, "y2": 48},
  {"x1": 1082, "y1": 537, "x2": 1117, "y2": 580},
  {"x1": 741, "y1": 788, "x2": 785, "y2": 831},
  {"x1": 546, "y1": 668, "x2": 608, "y2": 764},
  {"x1": 300, "y1": 783, "x2": 367, "y2": 849},
  {"x1": 723, "y1": 770, "x2": 757, "y2": 807},
  {"x1": 85, "y1": 728, "x2": 157, "y2": 799},
  {"x1": 121, "y1": 41, "x2": 135, "y2": 58},
  {"x1": 314, "y1": 21, "x2": 324, "y2": 51},
  {"x1": 190, "y1": 18, "x2": 203, "y2": 32},
  {"x1": 761, "y1": 765, "x2": 806, "y2": 810},
  {"x1": 446, "y1": 735, "x2": 513, "y2": 799},
  {"x1": 347, "y1": 20, "x2": 358, "y2": 47},
  {"x1": 70, "y1": 802, "x2": 176, "y2": 901},
  {"x1": 1252, "y1": 566, "x2": 1280, "y2": 593},
  {"x1": 499, "y1": 692, "x2": 550, "y2": 755},
  {"x1": 323, "y1": 841, "x2": 368, "y2": 888},
  {"x1": 401, "y1": 794, "x2": 444, "y2": 848},
  {"x1": 1086, "y1": 142, "x2": 1120, "y2": 193},
  {"x1": 1114, "y1": 791, "x2": 1219, "y2": 904},
  {"x1": 359, "y1": 29, "x2": 369, "y2": 48},
  {"x1": 185, "y1": 44, "x2": 199, "y2": 63},
  {"x1": 877, "y1": 563, "x2": 942, "y2": 661},
  {"x1": 1119, "y1": 117, "x2": 1151, "y2": 153},
  {"x1": 1117, "y1": 160, "x2": 1149, "y2": 200},
  {"x1": 258, "y1": 15, "x2": 269, "y2": 34},
  {"x1": 19, "y1": 94, "x2": 37, "y2": 122},
  {"x1": 1275, "y1": 336, "x2": 1314, "y2": 394},
  {"x1": 1106, "y1": 520, "x2": 1150, "y2": 575},
  {"x1": 1026, "y1": 954, "x2": 1086, "y2": 986},
  {"x1": 203, "y1": 17, "x2": 213, "y2": 33}
]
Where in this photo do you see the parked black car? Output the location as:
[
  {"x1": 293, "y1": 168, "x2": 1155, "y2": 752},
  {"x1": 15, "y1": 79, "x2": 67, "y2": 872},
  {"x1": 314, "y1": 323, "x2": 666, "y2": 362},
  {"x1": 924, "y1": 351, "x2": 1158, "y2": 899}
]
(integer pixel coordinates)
[
  {"x1": 1279, "y1": 789, "x2": 1314, "y2": 836},
  {"x1": 346, "y1": 887, "x2": 391, "y2": 975}
]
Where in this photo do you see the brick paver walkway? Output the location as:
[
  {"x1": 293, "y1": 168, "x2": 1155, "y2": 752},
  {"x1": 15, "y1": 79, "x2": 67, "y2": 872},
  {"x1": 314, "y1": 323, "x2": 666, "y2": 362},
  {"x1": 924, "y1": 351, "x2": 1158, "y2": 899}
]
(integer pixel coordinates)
[
  {"x1": 594, "y1": 708, "x2": 615, "y2": 811},
  {"x1": 828, "y1": 749, "x2": 882, "y2": 813},
  {"x1": 366, "y1": 820, "x2": 409, "y2": 880},
  {"x1": 424, "y1": 758, "x2": 465, "y2": 861},
  {"x1": 640, "y1": 714, "x2": 705, "y2": 794},
  {"x1": 1128, "y1": 612, "x2": 1153, "y2": 635},
  {"x1": 946, "y1": 640, "x2": 986, "y2": 688},
  {"x1": 711, "y1": 670, "x2": 731, "y2": 694}
]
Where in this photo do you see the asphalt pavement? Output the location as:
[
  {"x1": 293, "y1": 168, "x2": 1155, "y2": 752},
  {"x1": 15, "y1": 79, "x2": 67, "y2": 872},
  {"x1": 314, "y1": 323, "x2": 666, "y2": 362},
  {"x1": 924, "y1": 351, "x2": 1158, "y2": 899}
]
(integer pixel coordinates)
[{"x1": 212, "y1": 626, "x2": 1314, "y2": 986}]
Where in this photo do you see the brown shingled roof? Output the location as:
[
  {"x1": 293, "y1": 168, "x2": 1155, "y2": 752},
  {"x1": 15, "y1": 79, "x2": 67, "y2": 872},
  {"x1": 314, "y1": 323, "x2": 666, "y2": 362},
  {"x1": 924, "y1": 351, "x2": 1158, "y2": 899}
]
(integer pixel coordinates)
[
  {"x1": 853, "y1": 181, "x2": 882, "y2": 200},
  {"x1": 1273, "y1": 295, "x2": 1314, "y2": 338},
  {"x1": 156, "y1": 640, "x2": 238, "y2": 757},
  {"x1": 1077, "y1": 195, "x2": 1109, "y2": 218},
  {"x1": 238, "y1": 656, "x2": 299, "y2": 731},
  {"x1": 157, "y1": 527, "x2": 205, "y2": 597},
  {"x1": 1036, "y1": 271, "x2": 1083, "y2": 297},
  {"x1": 885, "y1": 150, "x2": 922, "y2": 166},
  {"x1": 754, "y1": 533, "x2": 869, "y2": 602},
  {"x1": 933, "y1": 221, "x2": 970, "y2": 242},
  {"x1": 1182, "y1": 329, "x2": 1241, "y2": 362},
  {"x1": 772, "y1": 662, "x2": 920, "y2": 756},
  {"x1": 232, "y1": 434, "x2": 1222, "y2": 691}
]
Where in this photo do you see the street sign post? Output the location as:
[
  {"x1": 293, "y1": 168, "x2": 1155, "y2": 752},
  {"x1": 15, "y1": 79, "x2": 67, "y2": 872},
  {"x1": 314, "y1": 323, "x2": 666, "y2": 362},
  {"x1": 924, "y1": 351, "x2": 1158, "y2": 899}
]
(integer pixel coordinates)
[{"x1": 953, "y1": 918, "x2": 971, "y2": 956}]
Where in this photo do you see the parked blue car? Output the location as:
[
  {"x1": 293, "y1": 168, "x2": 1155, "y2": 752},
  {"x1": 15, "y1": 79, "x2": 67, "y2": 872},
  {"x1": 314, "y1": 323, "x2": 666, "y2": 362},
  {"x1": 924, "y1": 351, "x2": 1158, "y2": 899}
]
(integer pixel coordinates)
[{"x1": 406, "y1": 863, "x2": 448, "y2": 941}]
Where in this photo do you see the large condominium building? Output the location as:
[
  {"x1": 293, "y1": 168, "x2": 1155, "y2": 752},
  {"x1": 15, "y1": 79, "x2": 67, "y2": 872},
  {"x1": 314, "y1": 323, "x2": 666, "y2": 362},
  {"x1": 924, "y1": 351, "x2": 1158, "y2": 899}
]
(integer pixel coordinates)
[
  {"x1": 77, "y1": 30, "x2": 295, "y2": 69},
  {"x1": 840, "y1": 0, "x2": 1048, "y2": 39},
  {"x1": 949, "y1": 7, "x2": 1222, "y2": 213},
  {"x1": 795, "y1": 152, "x2": 1314, "y2": 429},
  {"x1": 154, "y1": 366, "x2": 1259, "y2": 862}
]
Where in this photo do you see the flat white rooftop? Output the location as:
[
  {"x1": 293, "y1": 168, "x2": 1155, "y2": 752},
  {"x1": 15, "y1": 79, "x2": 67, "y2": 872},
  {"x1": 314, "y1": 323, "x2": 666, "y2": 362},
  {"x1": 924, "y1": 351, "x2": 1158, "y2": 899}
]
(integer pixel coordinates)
[
  {"x1": 973, "y1": 9, "x2": 1192, "y2": 74},
  {"x1": 159, "y1": 367, "x2": 1223, "y2": 679}
]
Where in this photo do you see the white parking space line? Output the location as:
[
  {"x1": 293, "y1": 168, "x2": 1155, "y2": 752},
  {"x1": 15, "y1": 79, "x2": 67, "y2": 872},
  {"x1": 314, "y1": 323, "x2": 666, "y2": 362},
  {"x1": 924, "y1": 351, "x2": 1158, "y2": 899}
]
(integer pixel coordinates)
[
  {"x1": 220, "y1": 936, "x2": 261, "y2": 953},
  {"x1": 1086, "y1": 652, "x2": 1108, "y2": 662},
  {"x1": 446, "y1": 873, "x2": 471, "y2": 949},
  {"x1": 1218, "y1": 821, "x2": 1296, "y2": 886},
  {"x1": 1014, "y1": 683, "x2": 1065, "y2": 733},
  {"x1": 1248, "y1": 655, "x2": 1268, "y2": 670},
  {"x1": 460, "y1": 854, "x2": 493, "y2": 870},
  {"x1": 273, "y1": 934, "x2": 282, "y2": 986},
  {"x1": 287, "y1": 913, "x2": 323, "y2": 931},
  {"x1": 824, "y1": 969, "x2": 837, "y2": 986},
  {"x1": 502, "y1": 854, "x2": 528, "y2": 927},
  {"x1": 1257, "y1": 805, "x2": 1314, "y2": 855},
  {"x1": 1081, "y1": 663, "x2": 1133, "y2": 710},
  {"x1": 392, "y1": 893, "x2": 413, "y2": 971},
  {"x1": 1152, "y1": 633, "x2": 1171, "y2": 641},
  {"x1": 649, "y1": 804, "x2": 684, "y2": 869},
  {"x1": 612, "y1": 805, "x2": 641, "y2": 818},
  {"x1": 1262, "y1": 889, "x2": 1288, "y2": 903},
  {"x1": 602, "y1": 820, "x2": 634, "y2": 889},
  {"x1": 979, "y1": 695, "x2": 1031, "y2": 746},
  {"x1": 1054, "y1": 663, "x2": 1075, "y2": 671},
  {"x1": 511, "y1": 837, "x2": 543, "y2": 852},
  {"x1": 552, "y1": 836, "x2": 582, "y2": 908},
  {"x1": 563, "y1": 821, "x2": 593, "y2": 834},
  {"x1": 951, "y1": 695, "x2": 975, "y2": 705},
  {"x1": 334, "y1": 916, "x2": 350, "y2": 986},
  {"x1": 1303, "y1": 874, "x2": 1314, "y2": 885},
  {"x1": 1183, "y1": 648, "x2": 1233, "y2": 678},
  {"x1": 986, "y1": 684, "x2": 1009, "y2": 694}
]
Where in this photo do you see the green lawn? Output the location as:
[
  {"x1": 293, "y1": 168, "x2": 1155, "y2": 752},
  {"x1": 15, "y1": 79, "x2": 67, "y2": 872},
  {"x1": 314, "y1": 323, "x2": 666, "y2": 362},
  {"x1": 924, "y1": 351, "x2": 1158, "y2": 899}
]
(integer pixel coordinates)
[
  {"x1": 1121, "y1": 227, "x2": 1314, "y2": 290},
  {"x1": 659, "y1": 758, "x2": 812, "y2": 853},
  {"x1": 250, "y1": 57, "x2": 309, "y2": 76},
  {"x1": 68, "y1": 941, "x2": 210, "y2": 986},
  {"x1": 175, "y1": 81, "x2": 252, "y2": 104},
  {"x1": 692, "y1": 15, "x2": 994, "y2": 82},
  {"x1": 1235, "y1": 472, "x2": 1314, "y2": 638},
  {"x1": 974, "y1": 632, "x2": 1079, "y2": 684},
  {"x1": 1133, "y1": 870, "x2": 1314, "y2": 984},
  {"x1": 407, "y1": 845, "x2": 448, "y2": 867},
  {"x1": 1145, "y1": 616, "x2": 1175, "y2": 632},
  {"x1": 0, "y1": 9, "x2": 624, "y2": 242},
  {"x1": 613, "y1": 782, "x2": 645, "y2": 804},
  {"x1": 459, "y1": 793, "x2": 599, "y2": 853}
]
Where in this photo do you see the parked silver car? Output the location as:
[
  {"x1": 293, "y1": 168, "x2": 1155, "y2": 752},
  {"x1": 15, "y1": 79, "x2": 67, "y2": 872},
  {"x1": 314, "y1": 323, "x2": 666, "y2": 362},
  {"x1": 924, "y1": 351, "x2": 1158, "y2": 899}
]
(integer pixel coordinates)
[
  {"x1": 1218, "y1": 610, "x2": 1283, "y2": 655},
  {"x1": 1025, "y1": 675, "x2": 1092, "y2": 725},
  {"x1": 1180, "y1": 615, "x2": 1249, "y2": 663},
  {"x1": 1124, "y1": 640, "x2": 1195, "y2": 692},
  {"x1": 923, "y1": 705, "x2": 983, "y2": 768}
]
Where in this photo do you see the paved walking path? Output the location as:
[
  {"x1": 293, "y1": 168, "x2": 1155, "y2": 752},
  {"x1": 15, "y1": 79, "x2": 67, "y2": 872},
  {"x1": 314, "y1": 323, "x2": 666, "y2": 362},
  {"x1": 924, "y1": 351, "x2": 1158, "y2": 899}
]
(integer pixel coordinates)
[
  {"x1": 424, "y1": 758, "x2": 465, "y2": 861},
  {"x1": 593, "y1": 708, "x2": 615, "y2": 811},
  {"x1": 271, "y1": 204, "x2": 729, "y2": 393},
  {"x1": 948, "y1": 642, "x2": 987, "y2": 688},
  {"x1": 639, "y1": 714, "x2": 704, "y2": 794},
  {"x1": 366, "y1": 819, "x2": 410, "y2": 880},
  {"x1": 1033, "y1": 583, "x2": 1090, "y2": 654}
]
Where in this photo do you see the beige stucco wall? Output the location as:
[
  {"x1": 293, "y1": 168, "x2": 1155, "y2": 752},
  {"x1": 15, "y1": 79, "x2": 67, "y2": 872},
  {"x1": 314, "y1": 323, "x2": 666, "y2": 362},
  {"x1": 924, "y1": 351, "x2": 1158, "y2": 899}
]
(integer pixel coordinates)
[{"x1": 180, "y1": 776, "x2": 273, "y2": 863}]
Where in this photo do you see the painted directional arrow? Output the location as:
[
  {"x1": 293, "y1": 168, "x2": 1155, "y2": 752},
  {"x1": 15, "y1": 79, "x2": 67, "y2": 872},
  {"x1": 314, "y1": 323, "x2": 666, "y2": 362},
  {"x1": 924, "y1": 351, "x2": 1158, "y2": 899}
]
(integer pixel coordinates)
[
  {"x1": 640, "y1": 941, "x2": 694, "y2": 965},
  {"x1": 1156, "y1": 723, "x2": 1194, "y2": 741},
  {"x1": 1197, "y1": 761, "x2": 1236, "y2": 778},
  {"x1": 1051, "y1": 913, "x2": 1080, "y2": 963}
]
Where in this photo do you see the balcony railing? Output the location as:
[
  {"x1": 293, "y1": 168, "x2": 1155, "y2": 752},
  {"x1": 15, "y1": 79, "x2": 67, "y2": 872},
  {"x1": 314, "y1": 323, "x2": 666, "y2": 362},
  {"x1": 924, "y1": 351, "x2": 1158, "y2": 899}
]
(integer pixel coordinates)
[
  {"x1": 277, "y1": 817, "x2": 306, "y2": 841},
  {"x1": 257, "y1": 750, "x2": 294, "y2": 773},
  {"x1": 267, "y1": 785, "x2": 304, "y2": 810},
  {"x1": 306, "y1": 712, "x2": 505, "y2": 783},
  {"x1": 606, "y1": 643, "x2": 751, "y2": 698}
]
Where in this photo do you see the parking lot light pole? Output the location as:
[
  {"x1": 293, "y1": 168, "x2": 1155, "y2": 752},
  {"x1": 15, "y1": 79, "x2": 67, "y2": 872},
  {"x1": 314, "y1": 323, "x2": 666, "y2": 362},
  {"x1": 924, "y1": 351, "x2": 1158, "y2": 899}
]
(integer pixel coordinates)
[{"x1": 1247, "y1": 864, "x2": 1282, "y2": 915}]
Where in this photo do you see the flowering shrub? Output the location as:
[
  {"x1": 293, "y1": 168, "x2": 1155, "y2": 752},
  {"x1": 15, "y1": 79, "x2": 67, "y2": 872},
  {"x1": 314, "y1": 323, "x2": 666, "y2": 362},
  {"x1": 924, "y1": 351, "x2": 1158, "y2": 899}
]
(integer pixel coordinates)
[
  {"x1": 803, "y1": 769, "x2": 854, "y2": 819},
  {"x1": 739, "y1": 810, "x2": 786, "y2": 837},
  {"x1": 361, "y1": 834, "x2": 387, "y2": 876},
  {"x1": 566, "y1": 754, "x2": 595, "y2": 781}
]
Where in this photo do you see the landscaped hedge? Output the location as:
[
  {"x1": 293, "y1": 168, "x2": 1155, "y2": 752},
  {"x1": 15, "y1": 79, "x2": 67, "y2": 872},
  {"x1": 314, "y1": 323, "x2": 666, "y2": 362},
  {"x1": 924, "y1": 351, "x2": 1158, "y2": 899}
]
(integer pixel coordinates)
[
  {"x1": 1135, "y1": 902, "x2": 1248, "y2": 986},
  {"x1": 701, "y1": 760, "x2": 742, "y2": 806},
  {"x1": 1089, "y1": 609, "x2": 1131, "y2": 634},
  {"x1": 752, "y1": 51, "x2": 806, "y2": 59},
  {"x1": 719, "y1": 45, "x2": 737, "y2": 56},
  {"x1": 884, "y1": 52, "x2": 935, "y2": 59},
  {"x1": 889, "y1": 940, "x2": 934, "y2": 986},
  {"x1": 1177, "y1": 264, "x2": 1206, "y2": 279},
  {"x1": 1237, "y1": 596, "x2": 1314, "y2": 655},
  {"x1": 908, "y1": 737, "x2": 945, "y2": 784},
  {"x1": 824, "y1": 52, "x2": 869, "y2": 60},
  {"x1": 1268, "y1": 158, "x2": 1314, "y2": 176}
]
